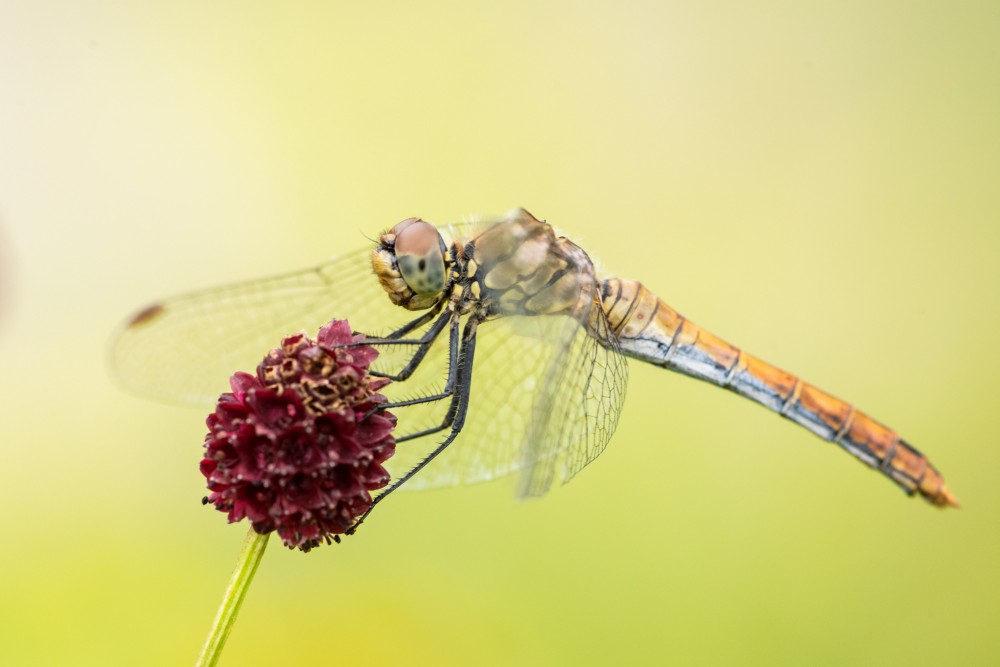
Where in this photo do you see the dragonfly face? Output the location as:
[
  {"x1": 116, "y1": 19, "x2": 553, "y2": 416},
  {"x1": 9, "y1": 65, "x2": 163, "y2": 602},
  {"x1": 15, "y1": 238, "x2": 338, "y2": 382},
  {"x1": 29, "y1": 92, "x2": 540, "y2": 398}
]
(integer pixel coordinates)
[{"x1": 372, "y1": 218, "x2": 450, "y2": 311}]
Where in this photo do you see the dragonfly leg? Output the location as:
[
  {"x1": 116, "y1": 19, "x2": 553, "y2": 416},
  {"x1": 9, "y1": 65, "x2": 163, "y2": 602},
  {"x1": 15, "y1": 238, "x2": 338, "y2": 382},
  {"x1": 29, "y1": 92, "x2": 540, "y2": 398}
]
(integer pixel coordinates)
[
  {"x1": 347, "y1": 317, "x2": 480, "y2": 534},
  {"x1": 368, "y1": 301, "x2": 444, "y2": 340},
  {"x1": 364, "y1": 308, "x2": 453, "y2": 382},
  {"x1": 373, "y1": 314, "x2": 461, "y2": 420}
]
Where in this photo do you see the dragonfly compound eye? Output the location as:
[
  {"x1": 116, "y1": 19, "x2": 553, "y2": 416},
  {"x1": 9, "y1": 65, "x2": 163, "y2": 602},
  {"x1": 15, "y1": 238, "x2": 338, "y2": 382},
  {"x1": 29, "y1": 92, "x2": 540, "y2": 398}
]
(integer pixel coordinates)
[{"x1": 393, "y1": 220, "x2": 447, "y2": 297}]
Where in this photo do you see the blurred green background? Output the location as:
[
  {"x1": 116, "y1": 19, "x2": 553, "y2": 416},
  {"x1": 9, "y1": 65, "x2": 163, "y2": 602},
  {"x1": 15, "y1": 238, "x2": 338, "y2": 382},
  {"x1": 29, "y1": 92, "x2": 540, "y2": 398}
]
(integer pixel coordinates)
[{"x1": 2, "y1": 2, "x2": 998, "y2": 665}]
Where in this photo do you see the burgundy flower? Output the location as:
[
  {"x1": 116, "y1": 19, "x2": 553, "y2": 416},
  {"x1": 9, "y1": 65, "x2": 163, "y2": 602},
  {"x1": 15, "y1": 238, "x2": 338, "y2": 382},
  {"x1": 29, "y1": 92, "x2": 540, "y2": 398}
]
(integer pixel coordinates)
[{"x1": 201, "y1": 320, "x2": 396, "y2": 551}]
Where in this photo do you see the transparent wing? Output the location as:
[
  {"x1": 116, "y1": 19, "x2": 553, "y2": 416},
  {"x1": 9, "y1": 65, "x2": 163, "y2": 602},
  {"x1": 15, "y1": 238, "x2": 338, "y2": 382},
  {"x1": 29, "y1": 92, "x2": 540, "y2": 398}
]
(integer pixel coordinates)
[
  {"x1": 379, "y1": 314, "x2": 574, "y2": 490},
  {"x1": 110, "y1": 217, "x2": 516, "y2": 405},
  {"x1": 110, "y1": 218, "x2": 516, "y2": 405},
  {"x1": 112, "y1": 249, "x2": 448, "y2": 407},
  {"x1": 381, "y1": 293, "x2": 628, "y2": 495},
  {"x1": 513, "y1": 297, "x2": 629, "y2": 497}
]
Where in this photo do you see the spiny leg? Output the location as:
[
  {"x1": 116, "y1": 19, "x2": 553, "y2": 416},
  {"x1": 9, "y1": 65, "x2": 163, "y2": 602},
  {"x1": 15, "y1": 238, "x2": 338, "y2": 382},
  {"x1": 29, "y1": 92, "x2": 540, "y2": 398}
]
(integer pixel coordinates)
[
  {"x1": 353, "y1": 301, "x2": 444, "y2": 341},
  {"x1": 335, "y1": 301, "x2": 442, "y2": 381},
  {"x1": 367, "y1": 308, "x2": 453, "y2": 382},
  {"x1": 342, "y1": 306, "x2": 451, "y2": 382},
  {"x1": 379, "y1": 310, "x2": 476, "y2": 443},
  {"x1": 348, "y1": 317, "x2": 481, "y2": 533},
  {"x1": 376, "y1": 313, "x2": 461, "y2": 416}
]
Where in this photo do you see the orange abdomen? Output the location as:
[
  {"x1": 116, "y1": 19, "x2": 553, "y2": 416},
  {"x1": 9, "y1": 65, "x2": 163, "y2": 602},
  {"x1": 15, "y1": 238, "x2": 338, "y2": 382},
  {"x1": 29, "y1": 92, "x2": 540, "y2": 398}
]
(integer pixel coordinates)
[{"x1": 600, "y1": 278, "x2": 958, "y2": 508}]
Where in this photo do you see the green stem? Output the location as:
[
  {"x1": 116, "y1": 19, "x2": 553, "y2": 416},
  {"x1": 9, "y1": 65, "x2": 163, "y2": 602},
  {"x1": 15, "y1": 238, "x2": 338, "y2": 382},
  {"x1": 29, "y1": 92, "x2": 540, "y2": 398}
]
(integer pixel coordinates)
[{"x1": 195, "y1": 528, "x2": 271, "y2": 667}]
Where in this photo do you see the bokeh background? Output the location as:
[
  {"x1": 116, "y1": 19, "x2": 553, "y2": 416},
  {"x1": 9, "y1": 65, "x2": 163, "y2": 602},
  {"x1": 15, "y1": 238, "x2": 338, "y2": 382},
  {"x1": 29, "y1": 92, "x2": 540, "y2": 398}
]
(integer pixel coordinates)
[{"x1": 2, "y1": 2, "x2": 998, "y2": 665}]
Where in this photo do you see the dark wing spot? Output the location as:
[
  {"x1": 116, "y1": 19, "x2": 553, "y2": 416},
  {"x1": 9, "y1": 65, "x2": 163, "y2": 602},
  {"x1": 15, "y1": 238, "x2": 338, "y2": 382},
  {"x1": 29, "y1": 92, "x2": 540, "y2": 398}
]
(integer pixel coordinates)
[{"x1": 128, "y1": 303, "x2": 165, "y2": 327}]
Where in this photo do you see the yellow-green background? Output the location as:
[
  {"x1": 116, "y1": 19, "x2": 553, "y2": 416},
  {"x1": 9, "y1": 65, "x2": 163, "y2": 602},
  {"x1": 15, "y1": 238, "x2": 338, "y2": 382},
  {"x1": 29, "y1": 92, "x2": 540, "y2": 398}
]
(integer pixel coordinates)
[{"x1": 2, "y1": 2, "x2": 998, "y2": 665}]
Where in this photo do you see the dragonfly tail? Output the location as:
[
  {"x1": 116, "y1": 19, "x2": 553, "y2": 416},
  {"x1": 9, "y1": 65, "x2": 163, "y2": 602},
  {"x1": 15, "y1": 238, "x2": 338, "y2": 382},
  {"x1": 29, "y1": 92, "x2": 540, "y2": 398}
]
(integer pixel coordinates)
[{"x1": 601, "y1": 278, "x2": 959, "y2": 508}]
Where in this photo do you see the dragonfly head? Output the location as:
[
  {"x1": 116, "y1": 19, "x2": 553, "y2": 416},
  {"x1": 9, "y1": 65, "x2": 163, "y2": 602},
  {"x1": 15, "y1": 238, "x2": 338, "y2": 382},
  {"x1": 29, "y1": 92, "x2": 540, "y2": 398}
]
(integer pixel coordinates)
[{"x1": 372, "y1": 218, "x2": 449, "y2": 310}]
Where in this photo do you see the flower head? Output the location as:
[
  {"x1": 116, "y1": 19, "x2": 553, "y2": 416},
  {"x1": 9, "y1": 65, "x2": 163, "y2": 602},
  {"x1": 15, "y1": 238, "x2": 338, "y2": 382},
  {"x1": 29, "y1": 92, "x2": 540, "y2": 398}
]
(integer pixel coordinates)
[{"x1": 201, "y1": 320, "x2": 395, "y2": 551}]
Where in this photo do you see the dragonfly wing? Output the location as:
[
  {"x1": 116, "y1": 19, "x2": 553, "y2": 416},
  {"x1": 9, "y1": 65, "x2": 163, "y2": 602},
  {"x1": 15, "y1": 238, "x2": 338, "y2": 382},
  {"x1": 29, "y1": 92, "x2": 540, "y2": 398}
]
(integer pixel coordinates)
[
  {"x1": 377, "y1": 313, "x2": 568, "y2": 490},
  {"x1": 384, "y1": 305, "x2": 628, "y2": 496},
  {"x1": 110, "y1": 220, "x2": 501, "y2": 406},
  {"x1": 111, "y1": 247, "x2": 427, "y2": 406},
  {"x1": 515, "y1": 303, "x2": 629, "y2": 497}
]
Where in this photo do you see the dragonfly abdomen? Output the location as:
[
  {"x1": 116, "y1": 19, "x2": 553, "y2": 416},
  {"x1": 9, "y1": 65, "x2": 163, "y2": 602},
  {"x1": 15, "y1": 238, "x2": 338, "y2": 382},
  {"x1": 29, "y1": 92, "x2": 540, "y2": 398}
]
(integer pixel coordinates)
[{"x1": 600, "y1": 278, "x2": 958, "y2": 508}]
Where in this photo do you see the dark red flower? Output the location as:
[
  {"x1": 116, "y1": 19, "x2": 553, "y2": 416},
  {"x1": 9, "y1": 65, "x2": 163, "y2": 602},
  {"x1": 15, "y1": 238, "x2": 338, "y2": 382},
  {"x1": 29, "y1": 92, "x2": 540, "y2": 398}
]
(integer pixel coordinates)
[{"x1": 201, "y1": 319, "x2": 396, "y2": 551}]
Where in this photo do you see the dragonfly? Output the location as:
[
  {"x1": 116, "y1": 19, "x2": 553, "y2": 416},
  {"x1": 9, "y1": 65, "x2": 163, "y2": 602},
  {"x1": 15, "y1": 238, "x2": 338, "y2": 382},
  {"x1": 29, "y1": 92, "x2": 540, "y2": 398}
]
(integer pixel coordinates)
[{"x1": 113, "y1": 208, "x2": 958, "y2": 524}]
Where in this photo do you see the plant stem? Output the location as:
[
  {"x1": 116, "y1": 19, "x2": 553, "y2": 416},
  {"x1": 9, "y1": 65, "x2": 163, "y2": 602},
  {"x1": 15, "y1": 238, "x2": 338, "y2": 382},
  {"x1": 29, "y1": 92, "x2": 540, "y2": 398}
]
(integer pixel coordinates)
[{"x1": 195, "y1": 528, "x2": 270, "y2": 667}]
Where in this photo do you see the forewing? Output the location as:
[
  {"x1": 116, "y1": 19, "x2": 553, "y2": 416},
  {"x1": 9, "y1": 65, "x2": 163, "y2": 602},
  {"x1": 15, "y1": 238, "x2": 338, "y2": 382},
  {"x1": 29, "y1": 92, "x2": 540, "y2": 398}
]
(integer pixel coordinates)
[
  {"x1": 112, "y1": 248, "x2": 429, "y2": 406},
  {"x1": 111, "y1": 218, "x2": 509, "y2": 406}
]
